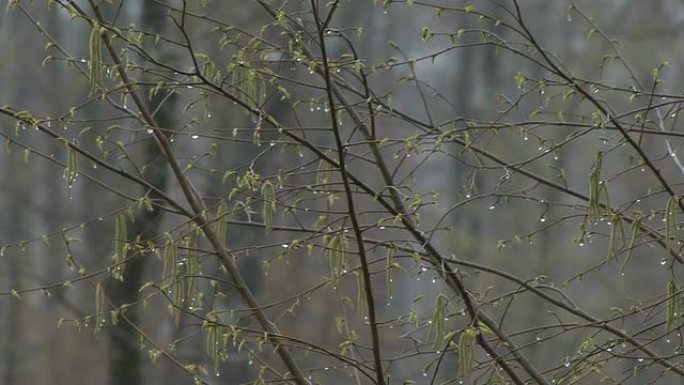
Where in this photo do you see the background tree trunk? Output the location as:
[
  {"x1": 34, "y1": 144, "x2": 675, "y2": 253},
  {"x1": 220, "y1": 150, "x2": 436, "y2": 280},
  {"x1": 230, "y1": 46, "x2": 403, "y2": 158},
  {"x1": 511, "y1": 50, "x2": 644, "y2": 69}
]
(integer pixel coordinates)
[{"x1": 106, "y1": 3, "x2": 177, "y2": 385}]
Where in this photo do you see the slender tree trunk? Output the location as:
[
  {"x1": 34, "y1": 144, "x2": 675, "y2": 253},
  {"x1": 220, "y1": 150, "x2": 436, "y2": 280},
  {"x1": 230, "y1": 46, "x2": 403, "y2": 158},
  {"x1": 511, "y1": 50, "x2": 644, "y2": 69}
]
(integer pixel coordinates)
[
  {"x1": 3, "y1": 236, "x2": 20, "y2": 385},
  {"x1": 106, "y1": 93, "x2": 174, "y2": 384},
  {"x1": 2, "y1": 12, "x2": 25, "y2": 384},
  {"x1": 3, "y1": 148, "x2": 29, "y2": 385},
  {"x1": 107, "y1": 4, "x2": 177, "y2": 385}
]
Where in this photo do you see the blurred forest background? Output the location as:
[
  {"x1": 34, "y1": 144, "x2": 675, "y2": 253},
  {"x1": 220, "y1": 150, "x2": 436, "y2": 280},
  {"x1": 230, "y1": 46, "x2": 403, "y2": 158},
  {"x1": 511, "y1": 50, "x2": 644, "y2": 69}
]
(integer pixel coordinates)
[{"x1": 2, "y1": 1, "x2": 684, "y2": 385}]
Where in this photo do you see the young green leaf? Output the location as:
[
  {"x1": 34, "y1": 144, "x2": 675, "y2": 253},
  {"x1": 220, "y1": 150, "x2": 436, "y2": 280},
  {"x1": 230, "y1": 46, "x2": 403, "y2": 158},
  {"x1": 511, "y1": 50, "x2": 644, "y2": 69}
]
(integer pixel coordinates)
[
  {"x1": 89, "y1": 21, "x2": 103, "y2": 96},
  {"x1": 112, "y1": 214, "x2": 127, "y2": 281},
  {"x1": 459, "y1": 327, "x2": 479, "y2": 380},
  {"x1": 262, "y1": 181, "x2": 276, "y2": 233},
  {"x1": 95, "y1": 281, "x2": 105, "y2": 334}
]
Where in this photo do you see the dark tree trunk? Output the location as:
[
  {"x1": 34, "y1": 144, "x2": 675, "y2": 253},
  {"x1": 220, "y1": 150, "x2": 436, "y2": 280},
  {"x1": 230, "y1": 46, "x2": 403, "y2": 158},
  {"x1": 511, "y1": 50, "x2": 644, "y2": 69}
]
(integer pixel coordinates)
[{"x1": 106, "y1": 3, "x2": 177, "y2": 385}]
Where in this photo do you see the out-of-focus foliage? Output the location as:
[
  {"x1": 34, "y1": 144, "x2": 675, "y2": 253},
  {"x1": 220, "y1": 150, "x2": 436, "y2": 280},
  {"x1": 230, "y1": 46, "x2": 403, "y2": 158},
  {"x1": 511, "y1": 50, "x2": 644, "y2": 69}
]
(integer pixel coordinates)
[{"x1": 2, "y1": 1, "x2": 684, "y2": 385}]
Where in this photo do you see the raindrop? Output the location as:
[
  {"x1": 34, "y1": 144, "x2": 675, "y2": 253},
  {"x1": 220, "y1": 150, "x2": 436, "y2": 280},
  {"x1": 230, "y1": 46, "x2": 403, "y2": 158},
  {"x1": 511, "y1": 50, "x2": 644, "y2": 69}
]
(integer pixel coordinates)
[
  {"x1": 578, "y1": 242, "x2": 585, "y2": 247},
  {"x1": 489, "y1": 205, "x2": 496, "y2": 210},
  {"x1": 672, "y1": 113, "x2": 677, "y2": 118},
  {"x1": 282, "y1": 244, "x2": 289, "y2": 248},
  {"x1": 187, "y1": 85, "x2": 193, "y2": 89},
  {"x1": 422, "y1": 372, "x2": 428, "y2": 377},
  {"x1": 465, "y1": 194, "x2": 471, "y2": 198},
  {"x1": 564, "y1": 362, "x2": 570, "y2": 368},
  {"x1": 147, "y1": 129, "x2": 154, "y2": 134},
  {"x1": 540, "y1": 217, "x2": 546, "y2": 223},
  {"x1": 660, "y1": 258, "x2": 668, "y2": 265},
  {"x1": 379, "y1": 226, "x2": 386, "y2": 230},
  {"x1": 191, "y1": 134, "x2": 199, "y2": 139},
  {"x1": 593, "y1": 88, "x2": 599, "y2": 94},
  {"x1": 638, "y1": 358, "x2": 644, "y2": 362}
]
